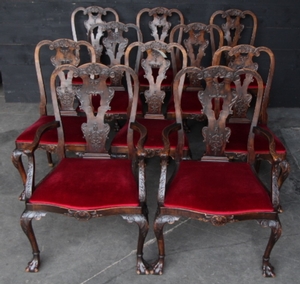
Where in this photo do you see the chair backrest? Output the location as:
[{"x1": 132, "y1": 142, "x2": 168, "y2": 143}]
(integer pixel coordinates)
[
  {"x1": 50, "y1": 62, "x2": 139, "y2": 159},
  {"x1": 209, "y1": 9, "x2": 257, "y2": 47},
  {"x1": 125, "y1": 40, "x2": 187, "y2": 119},
  {"x1": 88, "y1": 21, "x2": 143, "y2": 87},
  {"x1": 35, "y1": 38, "x2": 96, "y2": 116},
  {"x1": 136, "y1": 7, "x2": 184, "y2": 43},
  {"x1": 169, "y1": 22, "x2": 224, "y2": 89},
  {"x1": 71, "y1": 6, "x2": 119, "y2": 58},
  {"x1": 173, "y1": 66, "x2": 263, "y2": 162},
  {"x1": 212, "y1": 44, "x2": 275, "y2": 124}
]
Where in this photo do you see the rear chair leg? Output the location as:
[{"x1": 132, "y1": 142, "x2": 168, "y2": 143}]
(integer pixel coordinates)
[
  {"x1": 20, "y1": 211, "x2": 46, "y2": 272},
  {"x1": 258, "y1": 219, "x2": 282, "y2": 277}
]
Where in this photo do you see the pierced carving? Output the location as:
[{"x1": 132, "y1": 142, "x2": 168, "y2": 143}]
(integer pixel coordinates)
[
  {"x1": 49, "y1": 39, "x2": 80, "y2": 67},
  {"x1": 65, "y1": 210, "x2": 102, "y2": 220},
  {"x1": 56, "y1": 86, "x2": 77, "y2": 111},
  {"x1": 198, "y1": 214, "x2": 237, "y2": 226}
]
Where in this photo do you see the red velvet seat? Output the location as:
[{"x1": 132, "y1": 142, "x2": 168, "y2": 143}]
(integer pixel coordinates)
[
  {"x1": 164, "y1": 161, "x2": 273, "y2": 214},
  {"x1": 227, "y1": 123, "x2": 286, "y2": 155},
  {"x1": 16, "y1": 115, "x2": 87, "y2": 146},
  {"x1": 111, "y1": 118, "x2": 190, "y2": 158},
  {"x1": 29, "y1": 158, "x2": 139, "y2": 210}
]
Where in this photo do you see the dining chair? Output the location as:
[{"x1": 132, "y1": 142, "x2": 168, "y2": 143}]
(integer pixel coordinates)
[
  {"x1": 151, "y1": 65, "x2": 289, "y2": 277},
  {"x1": 18, "y1": 62, "x2": 150, "y2": 274}
]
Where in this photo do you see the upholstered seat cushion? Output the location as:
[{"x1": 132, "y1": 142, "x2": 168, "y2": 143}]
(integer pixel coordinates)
[
  {"x1": 29, "y1": 158, "x2": 139, "y2": 209},
  {"x1": 111, "y1": 118, "x2": 189, "y2": 151},
  {"x1": 167, "y1": 91, "x2": 202, "y2": 114},
  {"x1": 227, "y1": 123, "x2": 286, "y2": 154},
  {"x1": 16, "y1": 115, "x2": 87, "y2": 145},
  {"x1": 164, "y1": 161, "x2": 274, "y2": 214}
]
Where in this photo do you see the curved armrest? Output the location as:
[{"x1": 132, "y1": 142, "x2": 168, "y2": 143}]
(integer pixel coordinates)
[
  {"x1": 130, "y1": 121, "x2": 147, "y2": 157},
  {"x1": 253, "y1": 126, "x2": 290, "y2": 211},
  {"x1": 24, "y1": 120, "x2": 60, "y2": 154},
  {"x1": 253, "y1": 126, "x2": 278, "y2": 162},
  {"x1": 161, "y1": 123, "x2": 181, "y2": 157}
]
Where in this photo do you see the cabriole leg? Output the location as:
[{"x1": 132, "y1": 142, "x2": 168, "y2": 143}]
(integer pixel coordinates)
[
  {"x1": 258, "y1": 219, "x2": 282, "y2": 277},
  {"x1": 121, "y1": 214, "x2": 150, "y2": 275},
  {"x1": 151, "y1": 215, "x2": 180, "y2": 275},
  {"x1": 20, "y1": 211, "x2": 46, "y2": 272}
]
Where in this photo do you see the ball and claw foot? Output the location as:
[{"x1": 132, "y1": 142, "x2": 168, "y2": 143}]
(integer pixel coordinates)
[
  {"x1": 150, "y1": 256, "x2": 164, "y2": 275},
  {"x1": 262, "y1": 259, "x2": 276, "y2": 277},
  {"x1": 25, "y1": 254, "x2": 40, "y2": 273},
  {"x1": 136, "y1": 255, "x2": 150, "y2": 275}
]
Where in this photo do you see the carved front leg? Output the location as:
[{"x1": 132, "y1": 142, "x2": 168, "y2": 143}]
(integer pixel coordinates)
[
  {"x1": 121, "y1": 214, "x2": 150, "y2": 275},
  {"x1": 20, "y1": 211, "x2": 46, "y2": 272},
  {"x1": 258, "y1": 219, "x2": 282, "y2": 277},
  {"x1": 12, "y1": 149, "x2": 27, "y2": 201},
  {"x1": 152, "y1": 215, "x2": 180, "y2": 275}
]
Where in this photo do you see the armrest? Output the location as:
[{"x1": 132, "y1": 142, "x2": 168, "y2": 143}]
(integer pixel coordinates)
[
  {"x1": 253, "y1": 126, "x2": 290, "y2": 212},
  {"x1": 24, "y1": 120, "x2": 60, "y2": 154},
  {"x1": 22, "y1": 120, "x2": 60, "y2": 201},
  {"x1": 161, "y1": 123, "x2": 181, "y2": 157},
  {"x1": 130, "y1": 121, "x2": 147, "y2": 157}
]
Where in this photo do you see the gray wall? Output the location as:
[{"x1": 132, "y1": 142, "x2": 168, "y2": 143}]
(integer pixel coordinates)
[{"x1": 0, "y1": 0, "x2": 299, "y2": 107}]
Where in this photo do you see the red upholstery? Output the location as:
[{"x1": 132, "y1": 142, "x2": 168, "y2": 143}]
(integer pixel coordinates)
[
  {"x1": 168, "y1": 91, "x2": 202, "y2": 114},
  {"x1": 164, "y1": 161, "x2": 274, "y2": 214},
  {"x1": 138, "y1": 67, "x2": 174, "y2": 87},
  {"x1": 90, "y1": 91, "x2": 143, "y2": 115},
  {"x1": 29, "y1": 158, "x2": 139, "y2": 210},
  {"x1": 111, "y1": 118, "x2": 189, "y2": 151},
  {"x1": 227, "y1": 123, "x2": 286, "y2": 154},
  {"x1": 16, "y1": 115, "x2": 87, "y2": 145}
]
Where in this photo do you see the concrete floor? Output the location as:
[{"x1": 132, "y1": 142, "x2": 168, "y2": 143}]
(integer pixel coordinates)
[{"x1": 1, "y1": 84, "x2": 300, "y2": 284}]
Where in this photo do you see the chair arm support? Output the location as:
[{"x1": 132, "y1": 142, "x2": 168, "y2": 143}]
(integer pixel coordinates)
[
  {"x1": 161, "y1": 123, "x2": 182, "y2": 157},
  {"x1": 130, "y1": 121, "x2": 147, "y2": 157},
  {"x1": 253, "y1": 126, "x2": 278, "y2": 162},
  {"x1": 23, "y1": 120, "x2": 60, "y2": 154},
  {"x1": 253, "y1": 126, "x2": 290, "y2": 211}
]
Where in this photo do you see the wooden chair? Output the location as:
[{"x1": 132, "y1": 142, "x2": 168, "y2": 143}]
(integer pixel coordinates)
[
  {"x1": 71, "y1": 6, "x2": 119, "y2": 60},
  {"x1": 212, "y1": 44, "x2": 287, "y2": 165},
  {"x1": 110, "y1": 40, "x2": 190, "y2": 159},
  {"x1": 12, "y1": 39, "x2": 96, "y2": 200},
  {"x1": 209, "y1": 9, "x2": 257, "y2": 48},
  {"x1": 151, "y1": 65, "x2": 290, "y2": 277},
  {"x1": 18, "y1": 62, "x2": 150, "y2": 274},
  {"x1": 167, "y1": 22, "x2": 224, "y2": 128}
]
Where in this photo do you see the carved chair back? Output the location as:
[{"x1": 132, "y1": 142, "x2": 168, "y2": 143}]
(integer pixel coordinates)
[
  {"x1": 125, "y1": 40, "x2": 187, "y2": 119},
  {"x1": 50, "y1": 62, "x2": 138, "y2": 159},
  {"x1": 210, "y1": 9, "x2": 257, "y2": 47},
  {"x1": 212, "y1": 44, "x2": 275, "y2": 124},
  {"x1": 136, "y1": 7, "x2": 184, "y2": 43},
  {"x1": 35, "y1": 38, "x2": 96, "y2": 116},
  {"x1": 173, "y1": 65, "x2": 264, "y2": 163},
  {"x1": 71, "y1": 6, "x2": 119, "y2": 59},
  {"x1": 169, "y1": 22, "x2": 224, "y2": 90},
  {"x1": 88, "y1": 21, "x2": 143, "y2": 88}
]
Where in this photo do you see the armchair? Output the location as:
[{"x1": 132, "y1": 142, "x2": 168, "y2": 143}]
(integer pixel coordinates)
[
  {"x1": 152, "y1": 65, "x2": 289, "y2": 277},
  {"x1": 18, "y1": 62, "x2": 150, "y2": 274}
]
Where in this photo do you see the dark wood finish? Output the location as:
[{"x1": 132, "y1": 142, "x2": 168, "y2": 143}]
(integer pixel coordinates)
[
  {"x1": 152, "y1": 65, "x2": 289, "y2": 276},
  {"x1": 17, "y1": 62, "x2": 150, "y2": 274}
]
